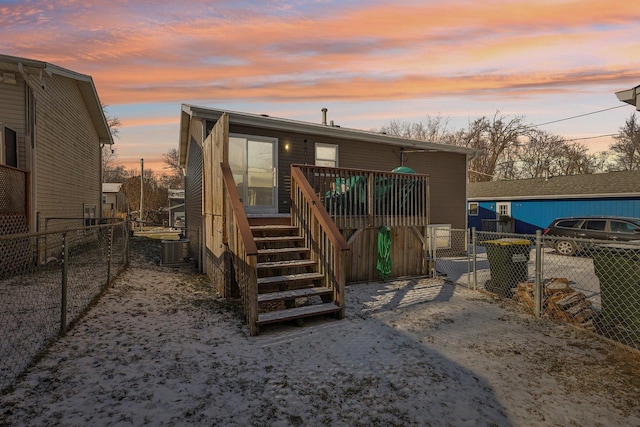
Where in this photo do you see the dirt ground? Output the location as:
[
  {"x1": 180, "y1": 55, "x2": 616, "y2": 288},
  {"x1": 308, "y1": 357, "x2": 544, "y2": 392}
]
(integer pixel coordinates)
[{"x1": 1, "y1": 235, "x2": 640, "y2": 426}]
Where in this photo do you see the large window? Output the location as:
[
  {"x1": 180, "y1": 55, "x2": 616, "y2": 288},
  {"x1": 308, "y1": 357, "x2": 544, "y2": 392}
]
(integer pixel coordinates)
[{"x1": 315, "y1": 143, "x2": 338, "y2": 167}]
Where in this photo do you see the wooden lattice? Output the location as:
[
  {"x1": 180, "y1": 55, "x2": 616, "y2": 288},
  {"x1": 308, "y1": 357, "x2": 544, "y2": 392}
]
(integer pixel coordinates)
[
  {"x1": 0, "y1": 165, "x2": 27, "y2": 215},
  {"x1": 0, "y1": 214, "x2": 31, "y2": 277}
]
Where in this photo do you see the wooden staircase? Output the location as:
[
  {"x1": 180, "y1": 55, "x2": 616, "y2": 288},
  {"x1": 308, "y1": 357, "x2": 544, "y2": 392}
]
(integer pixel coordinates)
[{"x1": 249, "y1": 217, "x2": 342, "y2": 328}]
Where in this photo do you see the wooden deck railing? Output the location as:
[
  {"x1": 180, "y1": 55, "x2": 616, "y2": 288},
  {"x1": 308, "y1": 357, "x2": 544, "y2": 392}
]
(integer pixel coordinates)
[
  {"x1": 295, "y1": 164, "x2": 429, "y2": 229},
  {"x1": 291, "y1": 165, "x2": 349, "y2": 317},
  {"x1": 221, "y1": 162, "x2": 259, "y2": 335}
]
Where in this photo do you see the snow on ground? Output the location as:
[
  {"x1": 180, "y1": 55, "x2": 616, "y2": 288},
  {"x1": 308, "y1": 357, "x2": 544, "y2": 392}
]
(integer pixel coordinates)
[{"x1": 2, "y1": 236, "x2": 640, "y2": 426}]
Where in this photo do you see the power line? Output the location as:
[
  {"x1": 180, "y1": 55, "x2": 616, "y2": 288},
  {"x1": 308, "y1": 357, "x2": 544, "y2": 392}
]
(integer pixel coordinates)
[
  {"x1": 563, "y1": 133, "x2": 616, "y2": 143},
  {"x1": 531, "y1": 105, "x2": 626, "y2": 128}
]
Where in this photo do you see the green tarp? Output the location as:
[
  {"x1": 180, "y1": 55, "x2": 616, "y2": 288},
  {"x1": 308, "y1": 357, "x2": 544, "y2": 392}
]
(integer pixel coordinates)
[{"x1": 377, "y1": 225, "x2": 392, "y2": 280}]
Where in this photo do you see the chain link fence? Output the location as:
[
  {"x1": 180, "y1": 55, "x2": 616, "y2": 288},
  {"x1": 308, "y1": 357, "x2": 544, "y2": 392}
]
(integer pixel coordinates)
[
  {"x1": 433, "y1": 229, "x2": 640, "y2": 351},
  {"x1": 0, "y1": 221, "x2": 129, "y2": 392}
]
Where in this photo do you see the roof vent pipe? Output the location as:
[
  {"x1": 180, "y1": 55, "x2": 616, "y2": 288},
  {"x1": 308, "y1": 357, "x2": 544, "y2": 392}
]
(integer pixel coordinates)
[{"x1": 321, "y1": 108, "x2": 328, "y2": 125}]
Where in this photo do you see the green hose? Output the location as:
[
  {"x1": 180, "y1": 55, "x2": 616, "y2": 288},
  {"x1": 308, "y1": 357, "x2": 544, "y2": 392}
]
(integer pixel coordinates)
[{"x1": 377, "y1": 225, "x2": 392, "y2": 280}]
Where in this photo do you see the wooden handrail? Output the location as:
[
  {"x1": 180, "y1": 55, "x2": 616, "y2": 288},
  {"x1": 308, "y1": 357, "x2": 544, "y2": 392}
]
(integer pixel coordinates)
[
  {"x1": 291, "y1": 163, "x2": 425, "y2": 177},
  {"x1": 295, "y1": 164, "x2": 430, "y2": 229},
  {"x1": 220, "y1": 162, "x2": 258, "y2": 255},
  {"x1": 291, "y1": 165, "x2": 349, "y2": 252}
]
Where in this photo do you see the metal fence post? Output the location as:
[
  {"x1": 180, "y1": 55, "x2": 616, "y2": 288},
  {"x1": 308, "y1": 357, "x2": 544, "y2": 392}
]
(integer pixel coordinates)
[
  {"x1": 534, "y1": 229, "x2": 542, "y2": 317},
  {"x1": 471, "y1": 227, "x2": 477, "y2": 290},
  {"x1": 465, "y1": 228, "x2": 471, "y2": 288},
  {"x1": 60, "y1": 232, "x2": 68, "y2": 336},
  {"x1": 107, "y1": 225, "x2": 114, "y2": 285},
  {"x1": 125, "y1": 221, "x2": 130, "y2": 267}
]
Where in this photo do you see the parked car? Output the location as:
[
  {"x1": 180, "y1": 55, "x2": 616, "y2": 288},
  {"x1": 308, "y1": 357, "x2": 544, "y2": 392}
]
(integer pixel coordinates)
[{"x1": 543, "y1": 216, "x2": 640, "y2": 255}]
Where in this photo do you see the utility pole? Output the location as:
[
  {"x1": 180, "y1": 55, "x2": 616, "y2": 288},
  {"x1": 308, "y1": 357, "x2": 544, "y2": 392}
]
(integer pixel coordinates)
[{"x1": 140, "y1": 158, "x2": 144, "y2": 231}]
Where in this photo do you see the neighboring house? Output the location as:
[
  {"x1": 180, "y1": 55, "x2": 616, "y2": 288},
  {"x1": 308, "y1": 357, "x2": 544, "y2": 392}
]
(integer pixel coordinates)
[
  {"x1": 168, "y1": 188, "x2": 185, "y2": 228},
  {"x1": 102, "y1": 182, "x2": 123, "y2": 217},
  {"x1": 0, "y1": 54, "x2": 112, "y2": 241},
  {"x1": 178, "y1": 104, "x2": 476, "y2": 333},
  {"x1": 467, "y1": 170, "x2": 640, "y2": 234}
]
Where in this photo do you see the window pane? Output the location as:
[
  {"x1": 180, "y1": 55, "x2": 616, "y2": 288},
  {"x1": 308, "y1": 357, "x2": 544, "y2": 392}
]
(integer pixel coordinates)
[
  {"x1": 557, "y1": 220, "x2": 580, "y2": 228},
  {"x1": 316, "y1": 159, "x2": 336, "y2": 167},
  {"x1": 316, "y1": 145, "x2": 336, "y2": 160},
  {"x1": 468, "y1": 203, "x2": 478, "y2": 216},
  {"x1": 583, "y1": 220, "x2": 605, "y2": 231},
  {"x1": 611, "y1": 221, "x2": 635, "y2": 232}
]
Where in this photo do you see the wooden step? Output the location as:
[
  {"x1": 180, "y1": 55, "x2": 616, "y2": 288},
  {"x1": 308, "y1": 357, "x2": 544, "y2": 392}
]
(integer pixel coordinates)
[
  {"x1": 254, "y1": 236, "x2": 304, "y2": 244},
  {"x1": 257, "y1": 272, "x2": 323, "y2": 286},
  {"x1": 257, "y1": 286, "x2": 332, "y2": 303},
  {"x1": 248, "y1": 216, "x2": 291, "y2": 227},
  {"x1": 251, "y1": 225, "x2": 297, "y2": 233},
  {"x1": 257, "y1": 259, "x2": 316, "y2": 270},
  {"x1": 257, "y1": 247, "x2": 310, "y2": 256},
  {"x1": 257, "y1": 303, "x2": 341, "y2": 325}
]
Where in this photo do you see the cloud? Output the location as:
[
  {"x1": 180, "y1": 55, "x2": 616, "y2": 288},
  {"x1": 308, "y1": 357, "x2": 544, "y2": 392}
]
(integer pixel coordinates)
[{"x1": 4, "y1": 0, "x2": 640, "y2": 106}]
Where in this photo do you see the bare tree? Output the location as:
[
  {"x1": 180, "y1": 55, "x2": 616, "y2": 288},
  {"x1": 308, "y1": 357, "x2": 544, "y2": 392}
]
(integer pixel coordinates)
[
  {"x1": 512, "y1": 129, "x2": 565, "y2": 179},
  {"x1": 101, "y1": 104, "x2": 124, "y2": 182},
  {"x1": 120, "y1": 171, "x2": 168, "y2": 223},
  {"x1": 378, "y1": 116, "x2": 452, "y2": 143},
  {"x1": 102, "y1": 103, "x2": 121, "y2": 140},
  {"x1": 161, "y1": 148, "x2": 184, "y2": 189},
  {"x1": 610, "y1": 113, "x2": 640, "y2": 171},
  {"x1": 454, "y1": 112, "x2": 527, "y2": 182}
]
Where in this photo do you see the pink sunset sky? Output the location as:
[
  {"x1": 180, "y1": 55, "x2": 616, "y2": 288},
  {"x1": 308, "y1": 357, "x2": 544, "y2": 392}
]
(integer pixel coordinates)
[{"x1": 2, "y1": 0, "x2": 640, "y2": 172}]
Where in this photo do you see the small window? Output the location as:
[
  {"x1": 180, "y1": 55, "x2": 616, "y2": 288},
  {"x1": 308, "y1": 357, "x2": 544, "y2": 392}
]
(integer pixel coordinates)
[
  {"x1": 496, "y1": 202, "x2": 511, "y2": 217},
  {"x1": 315, "y1": 143, "x2": 338, "y2": 167},
  {"x1": 582, "y1": 220, "x2": 606, "y2": 231},
  {"x1": 468, "y1": 202, "x2": 479, "y2": 216}
]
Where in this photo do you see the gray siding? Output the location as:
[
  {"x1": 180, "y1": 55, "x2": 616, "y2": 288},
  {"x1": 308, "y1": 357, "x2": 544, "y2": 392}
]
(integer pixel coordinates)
[{"x1": 184, "y1": 129, "x2": 203, "y2": 269}]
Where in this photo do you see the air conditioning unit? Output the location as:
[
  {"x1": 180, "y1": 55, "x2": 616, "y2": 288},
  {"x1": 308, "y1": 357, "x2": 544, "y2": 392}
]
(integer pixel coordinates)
[{"x1": 161, "y1": 239, "x2": 190, "y2": 265}]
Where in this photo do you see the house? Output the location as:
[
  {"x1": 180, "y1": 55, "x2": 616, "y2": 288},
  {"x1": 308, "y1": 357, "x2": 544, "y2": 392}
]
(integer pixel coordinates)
[
  {"x1": 0, "y1": 54, "x2": 112, "y2": 240},
  {"x1": 102, "y1": 182, "x2": 123, "y2": 217},
  {"x1": 467, "y1": 170, "x2": 640, "y2": 234},
  {"x1": 167, "y1": 188, "x2": 185, "y2": 228},
  {"x1": 178, "y1": 104, "x2": 475, "y2": 334}
]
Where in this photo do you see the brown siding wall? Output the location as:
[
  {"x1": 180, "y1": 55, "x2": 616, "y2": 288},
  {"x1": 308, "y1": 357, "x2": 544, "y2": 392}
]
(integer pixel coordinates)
[{"x1": 228, "y1": 124, "x2": 467, "y2": 228}]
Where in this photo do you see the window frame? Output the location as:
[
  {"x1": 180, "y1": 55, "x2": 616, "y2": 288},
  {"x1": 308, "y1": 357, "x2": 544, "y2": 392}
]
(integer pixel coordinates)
[
  {"x1": 468, "y1": 202, "x2": 479, "y2": 216},
  {"x1": 496, "y1": 202, "x2": 511, "y2": 218},
  {"x1": 315, "y1": 143, "x2": 338, "y2": 167}
]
